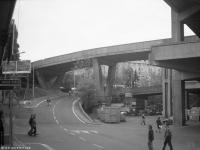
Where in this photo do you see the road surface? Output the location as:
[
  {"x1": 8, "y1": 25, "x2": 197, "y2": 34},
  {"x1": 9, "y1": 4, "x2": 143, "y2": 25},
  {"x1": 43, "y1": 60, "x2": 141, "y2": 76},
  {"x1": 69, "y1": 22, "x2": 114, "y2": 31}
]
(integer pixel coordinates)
[{"x1": 14, "y1": 95, "x2": 200, "y2": 150}]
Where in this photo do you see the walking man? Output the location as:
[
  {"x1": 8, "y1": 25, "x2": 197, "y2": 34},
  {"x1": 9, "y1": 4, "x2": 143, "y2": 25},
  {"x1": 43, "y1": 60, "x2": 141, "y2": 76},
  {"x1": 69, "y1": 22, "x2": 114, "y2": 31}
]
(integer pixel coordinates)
[
  {"x1": 28, "y1": 114, "x2": 37, "y2": 136},
  {"x1": 141, "y1": 114, "x2": 146, "y2": 125},
  {"x1": 162, "y1": 124, "x2": 173, "y2": 150},
  {"x1": 148, "y1": 125, "x2": 154, "y2": 150},
  {"x1": 47, "y1": 98, "x2": 51, "y2": 107},
  {"x1": 156, "y1": 116, "x2": 162, "y2": 133}
]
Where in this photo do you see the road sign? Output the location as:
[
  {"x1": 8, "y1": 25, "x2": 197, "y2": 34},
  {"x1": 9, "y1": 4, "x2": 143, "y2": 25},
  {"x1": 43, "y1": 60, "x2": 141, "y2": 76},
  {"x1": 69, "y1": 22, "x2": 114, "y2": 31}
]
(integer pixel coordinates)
[
  {"x1": 2, "y1": 60, "x2": 31, "y2": 74},
  {"x1": 0, "y1": 79, "x2": 21, "y2": 90}
]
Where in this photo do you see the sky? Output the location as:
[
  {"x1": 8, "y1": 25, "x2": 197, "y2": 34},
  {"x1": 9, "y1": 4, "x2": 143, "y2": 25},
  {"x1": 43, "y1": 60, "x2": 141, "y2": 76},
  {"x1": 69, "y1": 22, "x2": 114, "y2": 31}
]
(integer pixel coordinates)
[{"x1": 13, "y1": 0, "x2": 193, "y2": 62}]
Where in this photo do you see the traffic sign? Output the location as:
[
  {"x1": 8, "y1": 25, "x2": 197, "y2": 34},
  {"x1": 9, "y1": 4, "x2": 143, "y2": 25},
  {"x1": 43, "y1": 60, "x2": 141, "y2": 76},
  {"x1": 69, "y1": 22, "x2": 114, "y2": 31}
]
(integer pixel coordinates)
[
  {"x1": 2, "y1": 60, "x2": 31, "y2": 74},
  {"x1": 0, "y1": 79, "x2": 21, "y2": 90}
]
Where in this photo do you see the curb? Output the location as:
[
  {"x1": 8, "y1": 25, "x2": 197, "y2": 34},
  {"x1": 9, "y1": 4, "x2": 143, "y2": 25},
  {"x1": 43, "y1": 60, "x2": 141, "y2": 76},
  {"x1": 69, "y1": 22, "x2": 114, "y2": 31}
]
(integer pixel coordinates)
[{"x1": 73, "y1": 98, "x2": 101, "y2": 125}]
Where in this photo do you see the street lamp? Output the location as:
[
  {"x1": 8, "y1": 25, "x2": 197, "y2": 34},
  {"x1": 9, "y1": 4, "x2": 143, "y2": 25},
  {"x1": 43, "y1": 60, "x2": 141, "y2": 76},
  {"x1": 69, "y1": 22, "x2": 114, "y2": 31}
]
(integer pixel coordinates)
[{"x1": 73, "y1": 70, "x2": 76, "y2": 88}]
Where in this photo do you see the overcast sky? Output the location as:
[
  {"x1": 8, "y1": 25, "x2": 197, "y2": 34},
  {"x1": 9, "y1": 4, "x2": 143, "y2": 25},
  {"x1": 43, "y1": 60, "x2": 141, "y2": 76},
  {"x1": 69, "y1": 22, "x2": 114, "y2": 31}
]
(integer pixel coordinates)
[{"x1": 13, "y1": 0, "x2": 193, "y2": 62}]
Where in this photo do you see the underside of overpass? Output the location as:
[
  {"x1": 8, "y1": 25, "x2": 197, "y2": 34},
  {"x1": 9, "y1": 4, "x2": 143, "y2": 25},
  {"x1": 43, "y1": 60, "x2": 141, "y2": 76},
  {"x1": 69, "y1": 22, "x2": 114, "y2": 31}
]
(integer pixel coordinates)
[{"x1": 150, "y1": 0, "x2": 200, "y2": 126}]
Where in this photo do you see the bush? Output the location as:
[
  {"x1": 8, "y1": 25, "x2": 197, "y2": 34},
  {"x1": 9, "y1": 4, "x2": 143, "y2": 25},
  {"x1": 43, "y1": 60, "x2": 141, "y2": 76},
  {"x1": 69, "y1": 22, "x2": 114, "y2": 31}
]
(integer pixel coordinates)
[{"x1": 77, "y1": 79, "x2": 96, "y2": 113}]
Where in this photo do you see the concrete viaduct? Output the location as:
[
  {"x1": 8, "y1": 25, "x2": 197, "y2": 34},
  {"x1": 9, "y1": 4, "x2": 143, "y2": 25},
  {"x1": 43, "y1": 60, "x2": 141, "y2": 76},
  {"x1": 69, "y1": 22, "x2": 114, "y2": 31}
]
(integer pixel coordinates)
[{"x1": 32, "y1": 0, "x2": 200, "y2": 126}]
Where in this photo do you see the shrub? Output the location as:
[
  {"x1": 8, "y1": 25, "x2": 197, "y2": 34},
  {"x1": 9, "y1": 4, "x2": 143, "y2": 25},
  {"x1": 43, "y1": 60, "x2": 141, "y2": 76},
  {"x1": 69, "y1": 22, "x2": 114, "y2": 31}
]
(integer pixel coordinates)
[{"x1": 77, "y1": 79, "x2": 96, "y2": 113}]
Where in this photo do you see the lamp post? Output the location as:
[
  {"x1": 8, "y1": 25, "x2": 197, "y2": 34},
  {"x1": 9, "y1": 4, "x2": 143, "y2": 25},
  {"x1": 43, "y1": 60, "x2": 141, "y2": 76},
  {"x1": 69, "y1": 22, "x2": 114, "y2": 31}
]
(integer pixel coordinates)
[
  {"x1": 73, "y1": 70, "x2": 75, "y2": 88},
  {"x1": 32, "y1": 64, "x2": 35, "y2": 98}
]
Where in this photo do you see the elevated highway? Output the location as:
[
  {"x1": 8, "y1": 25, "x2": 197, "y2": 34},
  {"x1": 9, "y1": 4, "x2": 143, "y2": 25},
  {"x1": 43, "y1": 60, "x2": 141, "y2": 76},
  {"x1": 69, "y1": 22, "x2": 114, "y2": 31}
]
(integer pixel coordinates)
[
  {"x1": 33, "y1": 36, "x2": 198, "y2": 72},
  {"x1": 32, "y1": 36, "x2": 198, "y2": 93},
  {"x1": 30, "y1": 0, "x2": 200, "y2": 126}
]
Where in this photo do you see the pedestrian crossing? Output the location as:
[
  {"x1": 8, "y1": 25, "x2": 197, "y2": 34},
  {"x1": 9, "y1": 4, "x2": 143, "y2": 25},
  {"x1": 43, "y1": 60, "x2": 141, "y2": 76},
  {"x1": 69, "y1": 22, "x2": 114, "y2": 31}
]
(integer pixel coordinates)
[{"x1": 68, "y1": 129, "x2": 99, "y2": 135}]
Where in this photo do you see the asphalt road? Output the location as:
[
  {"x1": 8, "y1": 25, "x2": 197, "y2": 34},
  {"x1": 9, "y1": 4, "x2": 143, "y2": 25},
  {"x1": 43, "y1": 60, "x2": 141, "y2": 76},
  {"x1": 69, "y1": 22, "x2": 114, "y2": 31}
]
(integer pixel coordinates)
[
  {"x1": 14, "y1": 96, "x2": 141, "y2": 150},
  {"x1": 14, "y1": 96, "x2": 200, "y2": 150}
]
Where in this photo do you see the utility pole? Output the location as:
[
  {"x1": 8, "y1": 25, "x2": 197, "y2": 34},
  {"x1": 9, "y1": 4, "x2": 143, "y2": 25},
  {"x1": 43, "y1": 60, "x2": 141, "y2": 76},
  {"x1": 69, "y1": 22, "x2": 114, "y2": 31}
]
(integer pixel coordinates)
[
  {"x1": 9, "y1": 91, "x2": 13, "y2": 147},
  {"x1": 32, "y1": 65, "x2": 34, "y2": 98},
  {"x1": 9, "y1": 19, "x2": 15, "y2": 147},
  {"x1": 73, "y1": 71, "x2": 75, "y2": 88}
]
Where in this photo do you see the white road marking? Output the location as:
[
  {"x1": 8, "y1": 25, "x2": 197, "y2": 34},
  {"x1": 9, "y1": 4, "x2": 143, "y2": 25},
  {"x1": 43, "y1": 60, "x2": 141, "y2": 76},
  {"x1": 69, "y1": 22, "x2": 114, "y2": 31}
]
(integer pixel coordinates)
[
  {"x1": 79, "y1": 136, "x2": 87, "y2": 142},
  {"x1": 55, "y1": 119, "x2": 59, "y2": 124},
  {"x1": 52, "y1": 102, "x2": 57, "y2": 119},
  {"x1": 93, "y1": 144, "x2": 104, "y2": 149},
  {"x1": 72, "y1": 99, "x2": 86, "y2": 124},
  {"x1": 53, "y1": 101, "x2": 60, "y2": 125},
  {"x1": 69, "y1": 132, "x2": 75, "y2": 136},
  {"x1": 64, "y1": 128, "x2": 68, "y2": 132},
  {"x1": 25, "y1": 99, "x2": 47, "y2": 108},
  {"x1": 35, "y1": 100, "x2": 47, "y2": 107},
  {"x1": 81, "y1": 130, "x2": 90, "y2": 134},
  {"x1": 71, "y1": 130, "x2": 80, "y2": 134},
  {"x1": 90, "y1": 130, "x2": 99, "y2": 134}
]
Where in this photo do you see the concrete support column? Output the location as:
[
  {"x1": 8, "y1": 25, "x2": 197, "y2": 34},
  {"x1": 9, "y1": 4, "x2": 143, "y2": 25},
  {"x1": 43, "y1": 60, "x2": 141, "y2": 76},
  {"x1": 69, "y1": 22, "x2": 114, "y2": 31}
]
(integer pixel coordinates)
[
  {"x1": 172, "y1": 70, "x2": 185, "y2": 126},
  {"x1": 35, "y1": 71, "x2": 48, "y2": 89},
  {"x1": 162, "y1": 68, "x2": 173, "y2": 118},
  {"x1": 170, "y1": 8, "x2": 185, "y2": 126},
  {"x1": 185, "y1": 91, "x2": 189, "y2": 109},
  {"x1": 106, "y1": 64, "x2": 116, "y2": 97},
  {"x1": 53, "y1": 74, "x2": 64, "y2": 88},
  {"x1": 48, "y1": 76, "x2": 58, "y2": 88},
  {"x1": 171, "y1": 9, "x2": 184, "y2": 41},
  {"x1": 92, "y1": 58, "x2": 103, "y2": 96}
]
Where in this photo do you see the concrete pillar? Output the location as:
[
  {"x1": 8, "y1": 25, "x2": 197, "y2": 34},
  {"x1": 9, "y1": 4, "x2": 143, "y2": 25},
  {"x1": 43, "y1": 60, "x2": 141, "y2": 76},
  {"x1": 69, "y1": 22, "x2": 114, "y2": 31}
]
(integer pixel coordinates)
[
  {"x1": 185, "y1": 91, "x2": 189, "y2": 109},
  {"x1": 162, "y1": 68, "x2": 173, "y2": 118},
  {"x1": 106, "y1": 64, "x2": 116, "y2": 97},
  {"x1": 35, "y1": 71, "x2": 48, "y2": 89},
  {"x1": 172, "y1": 70, "x2": 185, "y2": 126},
  {"x1": 170, "y1": 9, "x2": 185, "y2": 126},
  {"x1": 171, "y1": 9, "x2": 184, "y2": 41},
  {"x1": 49, "y1": 76, "x2": 58, "y2": 88},
  {"x1": 92, "y1": 58, "x2": 103, "y2": 96},
  {"x1": 53, "y1": 75, "x2": 64, "y2": 88}
]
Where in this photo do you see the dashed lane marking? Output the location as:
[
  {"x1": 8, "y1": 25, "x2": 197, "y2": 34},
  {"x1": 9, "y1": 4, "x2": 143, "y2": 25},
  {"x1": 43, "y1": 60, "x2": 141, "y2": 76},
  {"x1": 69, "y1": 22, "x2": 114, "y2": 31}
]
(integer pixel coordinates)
[
  {"x1": 69, "y1": 132, "x2": 75, "y2": 136},
  {"x1": 93, "y1": 144, "x2": 104, "y2": 149},
  {"x1": 90, "y1": 130, "x2": 99, "y2": 134},
  {"x1": 79, "y1": 136, "x2": 87, "y2": 142},
  {"x1": 71, "y1": 130, "x2": 81, "y2": 134},
  {"x1": 64, "y1": 128, "x2": 68, "y2": 132},
  {"x1": 80, "y1": 130, "x2": 90, "y2": 134},
  {"x1": 55, "y1": 119, "x2": 59, "y2": 124}
]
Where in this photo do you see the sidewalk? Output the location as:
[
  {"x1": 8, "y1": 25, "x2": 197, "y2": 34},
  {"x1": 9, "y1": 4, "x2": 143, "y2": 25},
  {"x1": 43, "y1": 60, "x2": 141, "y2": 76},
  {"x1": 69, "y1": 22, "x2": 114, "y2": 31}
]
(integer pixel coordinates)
[{"x1": 125, "y1": 116, "x2": 200, "y2": 150}]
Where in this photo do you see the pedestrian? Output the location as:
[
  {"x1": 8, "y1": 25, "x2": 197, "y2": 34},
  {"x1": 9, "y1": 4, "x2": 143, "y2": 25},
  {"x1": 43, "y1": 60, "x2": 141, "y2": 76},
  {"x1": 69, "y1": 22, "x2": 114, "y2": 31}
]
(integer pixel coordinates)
[
  {"x1": 47, "y1": 98, "x2": 51, "y2": 107},
  {"x1": 141, "y1": 114, "x2": 146, "y2": 125},
  {"x1": 156, "y1": 116, "x2": 162, "y2": 133},
  {"x1": 0, "y1": 111, "x2": 4, "y2": 147},
  {"x1": 28, "y1": 114, "x2": 37, "y2": 136},
  {"x1": 148, "y1": 125, "x2": 154, "y2": 150},
  {"x1": 162, "y1": 124, "x2": 173, "y2": 150}
]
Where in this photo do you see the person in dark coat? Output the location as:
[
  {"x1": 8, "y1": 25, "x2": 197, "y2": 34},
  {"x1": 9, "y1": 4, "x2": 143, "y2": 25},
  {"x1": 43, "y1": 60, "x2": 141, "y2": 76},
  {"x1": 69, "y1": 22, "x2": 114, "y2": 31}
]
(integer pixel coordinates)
[
  {"x1": 28, "y1": 114, "x2": 37, "y2": 136},
  {"x1": 162, "y1": 124, "x2": 173, "y2": 150},
  {"x1": 141, "y1": 114, "x2": 146, "y2": 125},
  {"x1": 148, "y1": 125, "x2": 154, "y2": 150},
  {"x1": 0, "y1": 111, "x2": 4, "y2": 147},
  {"x1": 156, "y1": 116, "x2": 162, "y2": 133}
]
